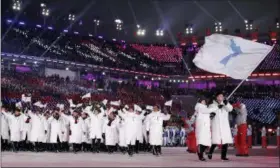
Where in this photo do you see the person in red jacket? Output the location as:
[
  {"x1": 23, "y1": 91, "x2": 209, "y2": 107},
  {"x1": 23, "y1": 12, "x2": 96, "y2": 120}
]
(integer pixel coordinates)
[
  {"x1": 234, "y1": 102, "x2": 249, "y2": 157},
  {"x1": 247, "y1": 125, "x2": 252, "y2": 148},
  {"x1": 277, "y1": 127, "x2": 280, "y2": 148},
  {"x1": 185, "y1": 114, "x2": 197, "y2": 153},
  {"x1": 261, "y1": 126, "x2": 267, "y2": 148}
]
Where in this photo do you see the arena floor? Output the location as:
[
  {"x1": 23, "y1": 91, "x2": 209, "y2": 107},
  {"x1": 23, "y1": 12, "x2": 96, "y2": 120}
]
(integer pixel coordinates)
[{"x1": 1, "y1": 147, "x2": 279, "y2": 167}]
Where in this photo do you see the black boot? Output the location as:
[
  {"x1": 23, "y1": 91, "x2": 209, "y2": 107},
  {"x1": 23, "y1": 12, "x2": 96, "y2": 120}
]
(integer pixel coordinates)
[
  {"x1": 73, "y1": 143, "x2": 78, "y2": 154},
  {"x1": 91, "y1": 139, "x2": 96, "y2": 153},
  {"x1": 12, "y1": 142, "x2": 18, "y2": 153},
  {"x1": 155, "y1": 146, "x2": 162, "y2": 155},
  {"x1": 207, "y1": 144, "x2": 217, "y2": 160},
  {"x1": 128, "y1": 145, "x2": 133, "y2": 157},
  {"x1": 221, "y1": 144, "x2": 229, "y2": 161},
  {"x1": 197, "y1": 145, "x2": 207, "y2": 161},
  {"x1": 135, "y1": 140, "x2": 139, "y2": 154},
  {"x1": 152, "y1": 146, "x2": 158, "y2": 156}
]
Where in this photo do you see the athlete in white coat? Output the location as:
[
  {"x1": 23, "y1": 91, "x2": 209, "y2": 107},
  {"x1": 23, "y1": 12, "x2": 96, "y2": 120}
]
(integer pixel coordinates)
[
  {"x1": 21, "y1": 112, "x2": 32, "y2": 151},
  {"x1": 146, "y1": 105, "x2": 171, "y2": 156},
  {"x1": 1, "y1": 105, "x2": 10, "y2": 151},
  {"x1": 81, "y1": 113, "x2": 91, "y2": 152},
  {"x1": 2, "y1": 108, "x2": 26, "y2": 152},
  {"x1": 84, "y1": 105, "x2": 106, "y2": 153},
  {"x1": 194, "y1": 98, "x2": 218, "y2": 161},
  {"x1": 103, "y1": 112, "x2": 119, "y2": 154},
  {"x1": 60, "y1": 111, "x2": 86, "y2": 153},
  {"x1": 48, "y1": 112, "x2": 65, "y2": 152},
  {"x1": 207, "y1": 92, "x2": 233, "y2": 161},
  {"x1": 117, "y1": 106, "x2": 139, "y2": 156},
  {"x1": 134, "y1": 109, "x2": 146, "y2": 153},
  {"x1": 28, "y1": 110, "x2": 48, "y2": 152},
  {"x1": 61, "y1": 111, "x2": 70, "y2": 152},
  {"x1": 118, "y1": 117, "x2": 127, "y2": 153}
]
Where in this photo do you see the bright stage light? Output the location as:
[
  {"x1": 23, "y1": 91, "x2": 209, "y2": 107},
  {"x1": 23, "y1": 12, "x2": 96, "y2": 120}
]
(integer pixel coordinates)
[
  {"x1": 68, "y1": 14, "x2": 75, "y2": 21},
  {"x1": 12, "y1": 0, "x2": 21, "y2": 11},
  {"x1": 156, "y1": 29, "x2": 164, "y2": 36}
]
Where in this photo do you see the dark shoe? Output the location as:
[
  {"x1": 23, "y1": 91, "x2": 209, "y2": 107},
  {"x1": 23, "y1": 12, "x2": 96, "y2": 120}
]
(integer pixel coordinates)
[
  {"x1": 236, "y1": 154, "x2": 249, "y2": 157},
  {"x1": 221, "y1": 157, "x2": 229, "y2": 161},
  {"x1": 199, "y1": 157, "x2": 206, "y2": 161},
  {"x1": 208, "y1": 154, "x2": 212, "y2": 160}
]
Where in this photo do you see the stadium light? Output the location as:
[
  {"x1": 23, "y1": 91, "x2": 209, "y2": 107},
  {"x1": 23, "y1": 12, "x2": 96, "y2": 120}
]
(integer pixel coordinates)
[
  {"x1": 12, "y1": 0, "x2": 21, "y2": 11},
  {"x1": 137, "y1": 24, "x2": 140, "y2": 28},
  {"x1": 41, "y1": 4, "x2": 50, "y2": 16},
  {"x1": 186, "y1": 24, "x2": 193, "y2": 34},
  {"x1": 245, "y1": 20, "x2": 253, "y2": 30},
  {"x1": 156, "y1": 29, "x2": 164, "y2": 36},
  {"x1": 94, "y1": 19, "x2": 100, "y2": 26},
  {"x1": 276, "y1": 18, "x2": 279, "y2": 29},
  {"x1": 68, "y1": 14, "x2": 75, "y2": 21},
  {"x1": 115, "y1": 19, "x2": 123, "y2": 31},
  {"x1": 215, "y1": 22, "x2": 222, "y2": 32},
  {"x1": 137, "y1": 29, "x2": 146, "y2": 36}
]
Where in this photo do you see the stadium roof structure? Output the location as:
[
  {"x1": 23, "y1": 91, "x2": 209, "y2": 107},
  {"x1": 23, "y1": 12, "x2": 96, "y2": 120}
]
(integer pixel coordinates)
[{"x1": 2, "y1": 0, "x2": 279, "y2": 44}]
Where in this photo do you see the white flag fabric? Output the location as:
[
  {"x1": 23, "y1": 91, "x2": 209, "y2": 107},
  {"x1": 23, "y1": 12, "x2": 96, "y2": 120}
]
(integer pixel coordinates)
[
  {"x1": 193, "y1": 34, "x2": 273, "y2": 80},
  {"x1": 164, "y1": 100, "x2": 173, "y2": 107},
  {"x1": 68, "y1": 99, "x2": 76, "y2": 108},
  {"x1": 21, "y1": 94, "x2": 31, "y2": 102},
  {"x1": 134, "y1": 104, "x2": 142, "y2": 112},
  {"x1": 56, "y1": 104, "x2": 64, "y2": 110},
  {"x1": 110, "y1": 100, "x2": 121, "y2": 106},
  {"x1": 82, "y1": 93, "x2": 91, "y2": 99},
  {"x1": 102, "y1": 99, "x2": 108, "y2": 105},
  {"x1": 146, "y1": 105, "x2": 153, "y2": 110},
  {"x1": 15, "y1": 102, "x2": 22, "y2": 108}
]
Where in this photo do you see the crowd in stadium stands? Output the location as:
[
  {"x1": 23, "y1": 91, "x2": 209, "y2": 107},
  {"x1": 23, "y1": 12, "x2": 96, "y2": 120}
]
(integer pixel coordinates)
[
  {"x1": 1, "y1": 26, "x2": 184, "y2": 75},
  {"x1": 131, "y1": 44, "x2": 182, "y2": 62},
  {"x1": 1, "y1": 70, "x2": 280, "y2": 125},
  {"x1": 2, "y1": 24, "x2": 280, "y2": 77}
]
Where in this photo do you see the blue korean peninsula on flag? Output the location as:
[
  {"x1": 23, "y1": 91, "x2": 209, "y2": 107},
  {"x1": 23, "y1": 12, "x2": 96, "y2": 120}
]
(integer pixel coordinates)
[{"x1": 193, "y1": 34, "x2": 274, "y2": 80}]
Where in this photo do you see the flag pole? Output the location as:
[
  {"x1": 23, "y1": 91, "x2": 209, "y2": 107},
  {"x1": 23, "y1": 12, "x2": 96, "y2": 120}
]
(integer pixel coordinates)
[{"x1": 226, "y1": 79, "x2": 246, "y2": 100}]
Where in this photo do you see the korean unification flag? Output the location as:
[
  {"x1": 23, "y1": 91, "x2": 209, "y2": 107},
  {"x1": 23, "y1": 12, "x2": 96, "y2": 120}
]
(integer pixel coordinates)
[{"x1": 193, "y1": 34, "x2": 274, "y2": 80}]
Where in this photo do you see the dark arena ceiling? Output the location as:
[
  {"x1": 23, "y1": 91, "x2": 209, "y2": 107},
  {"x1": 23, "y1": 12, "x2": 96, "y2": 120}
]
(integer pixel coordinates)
[{"x1": 1, "y1": 0, "x2": 280, "y2": 44}]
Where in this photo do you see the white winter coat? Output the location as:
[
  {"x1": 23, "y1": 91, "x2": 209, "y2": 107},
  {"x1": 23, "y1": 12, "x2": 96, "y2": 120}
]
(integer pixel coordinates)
[
  {"x1": 82, "y1": 118, "x2": 91, "y2": 143},
  {"x1": 28, "y1": 111, "x2": 48, "y2": 143},
  {"x1": 1, "y1": 112, "x2": 10, "y2": 140},
  {"x1": 146, "y1": 111, "x2": 170, "y2": 145},
  {"x1": 103, "y1": 117, "x2": 119, "y2": 146},
  {"x1": 209, "y1": 101, "x2": 233, "y2": 144},
  {"x1": 142, "y1": 117, "x2": 148, "y2": 143},
  {"x1": 118, "y1": 110, "x2": 139, "y2": 145},
  {"x1": 85, "y1": 108, "x2": 105, "y2": 139},
  {"x1": 118, "y1": 119, "x2": 127, "y2": 147},
  {"x1": 195, "y1": 103, "x2": 217, "y2": 147},
  {"x1": 48, "y1": 116, "x2": 65, "y2": 143},
  {"x1": 135, "y1": 112, "x2": 145, "y2": 143},
  {"x1": 2, "y1": 111, "x2": 25, "y2": 142},
  {"x1": 21, "y1": 116, "x2": 31, "y2": 141},
  {"x1": 61, "y1": 117, "x2": 70, "y2": 142},
  {"x1": 61, "y1": 114, "x2": 86, "y2": 144}
]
